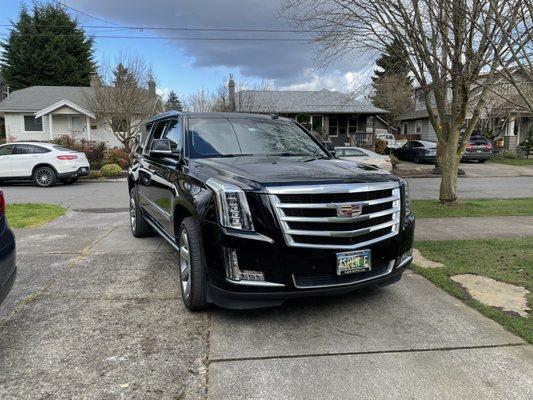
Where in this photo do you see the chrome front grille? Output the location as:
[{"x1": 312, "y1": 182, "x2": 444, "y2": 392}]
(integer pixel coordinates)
[{"x1": 267, "y1": 182, "x2": 401, "y2": 250}]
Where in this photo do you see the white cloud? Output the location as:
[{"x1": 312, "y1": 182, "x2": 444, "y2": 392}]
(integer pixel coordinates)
[
  {"x1": 277, "y1": 69, "x2": 368, "y2": 93},
  {"x1": 156, "y1": 87, "x2": 172, "y2": 102}
]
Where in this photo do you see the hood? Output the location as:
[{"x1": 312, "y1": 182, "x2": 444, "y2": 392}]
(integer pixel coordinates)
[{"x1": 190, "y1": 156, "x2": 396, "y2": 192}]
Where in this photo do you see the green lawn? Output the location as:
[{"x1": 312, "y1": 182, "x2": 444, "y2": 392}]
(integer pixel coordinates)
[
  {"x1": 412, "y1": 198, "x2": 533, "y2": 218},
  {"x1": 411, "y1": 238, "x2": 532, "y2": 343},
  {"x1": 6, "y1": 203, "x2": 67, "y2": 228},
  {"x1": 489, "y1": 158, "x2": 533, "y2": 166}
]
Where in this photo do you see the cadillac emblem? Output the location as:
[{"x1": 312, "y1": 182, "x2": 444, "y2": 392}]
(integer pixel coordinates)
[{"x1": 337, "y1": 203, "x2": 363, "y2": 218}]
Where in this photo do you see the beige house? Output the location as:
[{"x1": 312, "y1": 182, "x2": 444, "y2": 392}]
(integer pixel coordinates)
[{"x1": 0, "y1": 84, "x2": 162, "y2": 147}]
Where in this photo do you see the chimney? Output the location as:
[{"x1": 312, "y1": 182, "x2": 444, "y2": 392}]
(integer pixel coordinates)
[
  {"x1": 148, "y1": 76, "x2": 156, "y2": 96},
  {"x1": 228, "y1": 74, "x2": 236, "y2": 112},
  {"x1": 89, "y1": 72, "x2": 99, "y2": 87}
]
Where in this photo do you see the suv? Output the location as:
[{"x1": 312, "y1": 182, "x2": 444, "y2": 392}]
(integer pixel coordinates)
[
  {"x1": 128, "y1": 112, "x2": 414, "y2": 310},
  {"x1": 462, "y1": 134, "x2": 492, "y2": 162}
]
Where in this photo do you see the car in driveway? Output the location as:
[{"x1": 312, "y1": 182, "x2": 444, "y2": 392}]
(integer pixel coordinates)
[
  {"x1": 335, "y1": 146, "x2": 393, "y2": 172},
  {"x1": 128, "y1": 112, "x2": 414, "y2": 310},
  {"x1": 462, "y1": 134, "x2": 492, "y2": 163},
  {"x1": 394, "y1": 140, "x2": 437, "y2": 164},
  {"x1": 0, "y1": 142, "x2": 90, "y2": 187},
  {"x1": 0, "y1": 190, "x2": 16, "y2": 306}
]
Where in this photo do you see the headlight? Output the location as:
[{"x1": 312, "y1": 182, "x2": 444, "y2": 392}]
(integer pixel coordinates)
[
  {"x1": 400, "y1": 179, "x2": 411, "y2": 215},
  {"x1": 206, "y1": 178, "x2": 254, "y2": 231}
]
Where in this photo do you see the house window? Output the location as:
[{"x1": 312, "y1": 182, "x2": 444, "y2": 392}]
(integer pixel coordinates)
[
  {"x1": 24, "y1": 115, "x2": 43, "y2": 132},
  {"x1": 296, "y1": 114, "x2": 311, "y2": 130},
  {"x1": 311, "y1": 115, "x2": 323, "y2": 133},
  {"x1": 415, "y1": 120, "x2": 422, "y2": 135},
  {"x1": 403, "y1": 123, "x2": 408, "y2": 135},
  {"x1": 328, "y1": 116, "x2": 339, "y2": 136}
]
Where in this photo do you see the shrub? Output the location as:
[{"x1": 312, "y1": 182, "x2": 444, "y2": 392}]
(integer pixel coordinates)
[
  {"x1": 374, "y1": 138, "x2": 388, "y2": 154},
  {"x1": 100, "y1": 164, "x2": 123, "y2": 178},
  {"x1": 503, "y1": 150, "x2": 518, "y2": 159},
  {"x1": 104, "y1": 148, "x2": 130, "y2": 169},
  {"x1": 52, "y1": 135, "x2": 108, "y2": 166}
]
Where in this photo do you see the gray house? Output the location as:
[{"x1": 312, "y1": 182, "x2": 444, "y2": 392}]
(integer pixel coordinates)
[{"x1": 228, "y1": 77, "x2": 389, "y2": 147}]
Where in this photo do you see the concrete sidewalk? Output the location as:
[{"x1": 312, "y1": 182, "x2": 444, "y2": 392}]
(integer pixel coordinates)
[{"x1": 415, "y1": 215, "x2": 533, "y2": 241}]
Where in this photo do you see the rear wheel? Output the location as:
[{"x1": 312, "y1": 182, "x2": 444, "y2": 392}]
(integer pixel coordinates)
[
  {"x1": 178, "y1": 217, "x2": 209, "y2": 311},
  {"x1": 129, "y1": 186, "x2": 153, "y2": 237},
  {"x1": 33, "y1": 166, "x2": 57, "y2": 187}
]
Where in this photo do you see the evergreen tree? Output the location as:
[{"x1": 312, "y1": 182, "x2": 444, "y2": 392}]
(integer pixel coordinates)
[
  {"x1": 0, "y1": 4, "x2": 95, "y2": 90},
  {"x1": 371, "y1": 39, "x2": 413, "y2": 123},
  {"x1": 113, "y1": 63, "x2": 137, "y2": 88},
  {"x1": 371, "y1": 39, "x2": 411, "y2": 83},
  {"x1": 165, "y1": 90, "x2": 183, "y2": 111}
]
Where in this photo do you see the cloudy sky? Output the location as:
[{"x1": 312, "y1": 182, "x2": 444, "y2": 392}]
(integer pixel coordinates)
[{"x1": 1, "y1": 0, "x2": 375, "y2": 99}]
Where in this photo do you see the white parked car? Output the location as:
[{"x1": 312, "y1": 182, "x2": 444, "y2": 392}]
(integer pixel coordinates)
[
  {"x1": 0, "y1": 142, "x2": 90, "y2": 187},
  {"x1": 335, "y1": 146, "x2": 393, "y2": 172}
]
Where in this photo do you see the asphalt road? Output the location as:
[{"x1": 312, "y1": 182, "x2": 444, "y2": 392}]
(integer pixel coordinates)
[
  {"x1": 1, "y1": 211, "x2": 532, "y2": 399},
  {"x1": 2, "y1": 176, "x2": 533, "y2": 210}
]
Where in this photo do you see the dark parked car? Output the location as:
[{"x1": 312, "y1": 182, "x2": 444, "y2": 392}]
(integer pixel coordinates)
[
  {"x1": 394, "y1": 140, "x2": 437, "y2": 164},
  {"x1": 128, "y1": 112, "x2": 414, "y2": 310},
  {"x1": 0, "y1": 190, "x2": 16, "y2": 306},
  {"x1": 462, "y1": 134, "x2": 492, "y2": 162}
]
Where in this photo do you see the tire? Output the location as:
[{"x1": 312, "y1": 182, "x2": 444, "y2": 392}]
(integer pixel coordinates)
[
  {"x1": 33, "y1": 166, "x2": 57, "y2": 187},
  {"x1": 178, "y1": 217, "x2": 209, "y2": 311},
  {"x1": 62, "y1": 177, "x2": 78, "y2": 185},
  {"x1": 129, "y1": 186, "x2": 153, "y2": 237},
  {"x1": 478, "y1": 159, "x2": 487, "y2": 163},
  {"x1": 414, "y1": 153, "x2": 421, "y2": 164}
]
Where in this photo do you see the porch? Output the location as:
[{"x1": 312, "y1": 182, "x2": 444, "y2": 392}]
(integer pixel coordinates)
[{"x1": 35, "y1": 99, "x2": 95, "y2": 141}]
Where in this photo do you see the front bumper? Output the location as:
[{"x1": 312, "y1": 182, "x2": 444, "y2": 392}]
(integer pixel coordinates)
[{"x1": 201, "y1": 214, "x2": 415, "y2": 309}]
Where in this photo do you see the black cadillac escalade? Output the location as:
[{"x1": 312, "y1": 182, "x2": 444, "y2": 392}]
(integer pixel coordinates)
[{"x1": 128, "y1": 112, "x2": 414, "y2": 310}]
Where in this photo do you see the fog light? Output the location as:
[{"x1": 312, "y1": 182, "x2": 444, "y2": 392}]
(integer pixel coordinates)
[{"x1": 223, "y1": 247, "x2": 265, "y2": 282}]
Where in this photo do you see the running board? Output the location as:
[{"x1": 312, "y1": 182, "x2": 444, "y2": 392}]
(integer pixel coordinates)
[{"x1": 143, "y1": 213, "x2": 180, "y2": 252}]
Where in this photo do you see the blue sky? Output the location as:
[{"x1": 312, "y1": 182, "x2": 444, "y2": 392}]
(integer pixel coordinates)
[{"x1": 0, "y1": 1, "x2": 373, "y2": 100}]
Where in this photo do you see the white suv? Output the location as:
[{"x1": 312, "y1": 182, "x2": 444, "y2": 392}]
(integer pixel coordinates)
[{"x1": 0, "y1": 142, "x2": 90, "y2": 187}]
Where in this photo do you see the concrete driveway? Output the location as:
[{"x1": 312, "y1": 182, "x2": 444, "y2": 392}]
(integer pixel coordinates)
[{"x1": 1, "y1": 210, "x2": 532, "y2": 399}]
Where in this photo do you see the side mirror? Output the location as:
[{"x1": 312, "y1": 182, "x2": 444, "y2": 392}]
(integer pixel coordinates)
[{"x1": 150, "y1": 139, "x2": 173, "y2": 157}]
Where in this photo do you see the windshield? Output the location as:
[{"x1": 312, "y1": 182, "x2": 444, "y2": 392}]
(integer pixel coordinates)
[{"x1": 187, "y1": 117, "x2": 326, "y2": 159}]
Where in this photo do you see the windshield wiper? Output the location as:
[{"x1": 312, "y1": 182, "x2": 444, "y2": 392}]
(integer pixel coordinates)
[
  {"x1": 208, "y1": 153, "x2": 253, "y2": 158},
  {"x1": 304, "y1": 153, "x2": 330, "y2": 162}
]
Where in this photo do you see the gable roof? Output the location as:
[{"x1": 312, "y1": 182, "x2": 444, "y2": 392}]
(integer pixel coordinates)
[
  {"x1": 235, "y1": 89, "x2": 387, "y2": 114},
  {"x1": 35, "y1": 99, "x2": 95, "y2": 119},
  {"x1": 0, "y1": 85, "x2": 163, "y2": 114}
]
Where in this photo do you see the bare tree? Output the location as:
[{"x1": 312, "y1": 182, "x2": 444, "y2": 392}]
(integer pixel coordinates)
[
  {"x1": 86, "y1": 55, "x2": 162, "y2": 150},
  {"x1": 284, "y1": 0, "x2": 527, "y2": 203},
  {"x1": 186, "y1": 87, "x2": 214, "y2": 112}
]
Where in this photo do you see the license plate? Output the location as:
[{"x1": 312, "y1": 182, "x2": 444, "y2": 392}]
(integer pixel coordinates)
[{"x1": 336, "y1": 249, "x2": 371, "y2": 275}]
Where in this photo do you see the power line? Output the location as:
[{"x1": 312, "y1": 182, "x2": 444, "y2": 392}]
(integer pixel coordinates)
[
  {"x1": 0, "y1": 32, "x2": 311, "y2": 42},
  {"x1": 49, "y1": 0, "x2": 123, "y2": 27},
  {"x1": 0, "y1": 23, "x2": 311, "y2": 34}
]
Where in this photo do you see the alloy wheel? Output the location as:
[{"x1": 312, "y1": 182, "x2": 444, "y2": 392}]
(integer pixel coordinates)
[
  {"x1": 179, "y1": 229, "x2": 191, "y2": 299},
  {"x1": 129, "y1": 195, "x2": 137, "y2": 231},
  {"x1": 36, "y1": 168, "x2": 53, "y2": 186}
]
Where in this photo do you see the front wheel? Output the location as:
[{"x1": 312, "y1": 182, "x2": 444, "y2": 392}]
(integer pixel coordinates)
[
  {"x1": 34, "y1": 166, "x2": 57, "y2": 187},
  {"x1": 129, "y1": 187, "x2": 153, "y2": 237},
  {"x1": 178, "y1": 217, "x2": 209, "y2": 311}
]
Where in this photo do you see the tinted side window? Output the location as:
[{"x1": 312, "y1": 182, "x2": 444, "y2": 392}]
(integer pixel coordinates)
[
  {"x1": 32, "y1": 145, "x2": 51, "y2": 153},
  {"x1": 147, "y1": 121, "x2": 168, "y2": 152},
  {"x1": 0, "y1": 144, "x2": 14, "y2": 155},
  {"x1": 164, "y1": 118, "x2": 182, "y2": 151},
  {"x1": 14, "y1": 144, "x2": 35, "y2": 154}
]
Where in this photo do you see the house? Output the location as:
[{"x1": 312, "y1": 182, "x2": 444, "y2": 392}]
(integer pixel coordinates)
[
  {"x1": 397, "y1": 73, "x2": 532, "y2": 150},
  {"x1": 0, "y1": 76, "x2": 163, "y2": 147},
  {"x1": 228, "y1": 77, "x2": 390, "y2": 147}
]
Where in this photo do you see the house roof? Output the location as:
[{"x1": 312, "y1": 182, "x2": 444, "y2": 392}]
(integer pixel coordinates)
[
  {"x1": 397, "y1": 108, "x2": 431, "y2": 121},
  {"x1": 35, "y1": 99, "x2": 95, "y2": 119},
  {"x1": 235, "y1": 89, "x2": 387, "y2": 114},
  {"x1": 0, "y1": 85, "x2": 162, "y2": 113}
]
